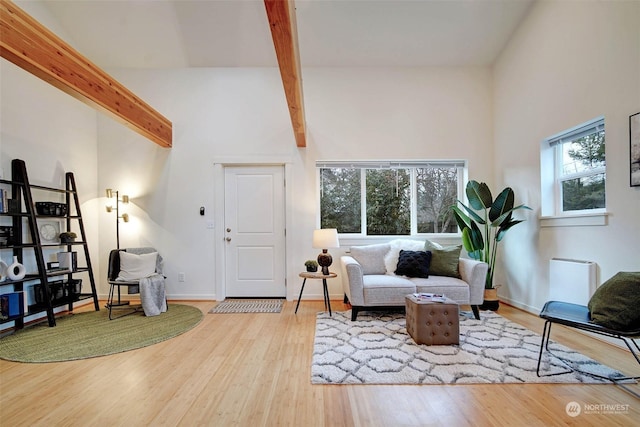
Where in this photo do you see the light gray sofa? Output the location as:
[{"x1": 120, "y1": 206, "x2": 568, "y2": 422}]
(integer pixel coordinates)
[{"x1": 340, "y1": 239, "x2": 488, "y2": 321}]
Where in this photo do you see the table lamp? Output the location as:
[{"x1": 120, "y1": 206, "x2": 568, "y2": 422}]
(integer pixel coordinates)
[{"x1": 312, "y1": 229, "x2": 340, "y2": 275}]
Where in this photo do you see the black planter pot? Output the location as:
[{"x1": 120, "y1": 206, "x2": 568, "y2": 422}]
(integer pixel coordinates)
[
  {"x1": 306, "y1": 266, "x2": 318, "y2": 273},
  {"x1": 480, "y1": 299, "x2": 500, "y2": 311},
  {"x1": 480, "y1": 288, "x2": 500, "y2": 311}
]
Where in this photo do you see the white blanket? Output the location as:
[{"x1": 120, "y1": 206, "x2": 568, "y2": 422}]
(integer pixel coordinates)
[{"x1": 139, "y1": 273, "x2": 167, "y2": 316}]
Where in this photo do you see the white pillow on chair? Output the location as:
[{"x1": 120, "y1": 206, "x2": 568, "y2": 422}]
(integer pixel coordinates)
[{"x1": 117, "y1": 251, "x2": 158, "y2": 281}]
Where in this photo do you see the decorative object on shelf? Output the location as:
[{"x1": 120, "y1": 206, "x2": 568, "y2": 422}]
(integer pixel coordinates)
[
  {"x1": 39, "y1": 222, "x2": 60, "y2": 243},
  {"x1": 35, "y1": 201, "x2": 67, "y2": 216},
  {"x1": 57, "y1": 251, "x2": 77, "y2": 271},
  {"x1": 630, "y1": 112, "x2": 640, "y2": 187},
  {"x1": 105, "y1": 188, "x2": 130, "y2": 249},
  {"x1": 312, "y1": 228, "x2": 340, "y2": 275},
  {"x1": 2, "y1": 159, "x2": 99, "y2": 329},
  {"x1": 452, "y1": 180, "x2": 531, "y2": 310},
  {"x1": 0, "y1": 225, "x2": 15, "y2": 246},
  {"x1": 304, "y1": 259, "x2": 318, "y2": 272},
  {"x1": 7, "y1": 255, "x2": 26, "y2": 281},
  {"x1": 59, "y1": 231, "x2": 77, "y2": 243},
  {"x1": 0, "y1": 259, "x2": 7, "y2": 282}
]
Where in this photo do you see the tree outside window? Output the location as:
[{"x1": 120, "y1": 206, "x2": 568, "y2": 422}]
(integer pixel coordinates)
[
  {"x1": 560, "y1": 129, "x2": 605, "y2": 212},
  {"x1": 319, "y1": 162, "x2": 463, "y2": 236}
]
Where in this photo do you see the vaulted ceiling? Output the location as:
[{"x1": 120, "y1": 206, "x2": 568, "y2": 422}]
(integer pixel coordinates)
[
  {"x1": 41, "y1": 0, "x2": 533, "y2": 68},
  {"x1": 4, "y1": 0, "x2": 534, "y2": 148}
]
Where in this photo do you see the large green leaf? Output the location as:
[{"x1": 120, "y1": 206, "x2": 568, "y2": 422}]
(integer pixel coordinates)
[
  {"x1": 452, "y1": 207, "x2": 471, "y2": 231},
  {"x1": 466, "y1": 181, "x2": 492, "y2": 211},
  {"x1": 489, "y1": 187, "x2": 514, "y2": 223},
  {"x1": 496, "y1": 219, "x2": 524, "y2": 241},
  {"x1": 461, "y1": 227, "x2": 474, "y2": 252},
  {"x1": 453, "y1": 202, "x2": 485, "y2": 225},
  {"x1": 468, "y1": 221, "x2": 484, "y2": 250},
  {"x1": 462, "y1": 228, "x2": 483, "y2": 260},
  {"x1": 491, "y1": 204, "x2": 532, "y2": 228}
]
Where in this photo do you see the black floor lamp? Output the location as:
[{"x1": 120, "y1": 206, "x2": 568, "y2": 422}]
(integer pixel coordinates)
[{"x1": 105, "y1": 188, "x2": 129, "y2": 249}]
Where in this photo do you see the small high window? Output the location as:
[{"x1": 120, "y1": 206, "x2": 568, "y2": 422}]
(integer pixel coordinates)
[{"x1": 541, "y1": 117, "x2": 606, "y2": 217}]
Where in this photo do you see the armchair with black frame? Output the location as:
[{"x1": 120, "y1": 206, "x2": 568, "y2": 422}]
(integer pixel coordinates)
[{"x1": 536, "y1": 272, "x2": 640, "y2": 395}]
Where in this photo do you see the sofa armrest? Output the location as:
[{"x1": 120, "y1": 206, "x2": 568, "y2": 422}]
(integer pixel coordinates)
[
  {"x1": 340, "y1": 255, "x2": 365, "y2": 306},
  {"x1": 458, "y1": 258, "x2": 489, "y2": 305}
]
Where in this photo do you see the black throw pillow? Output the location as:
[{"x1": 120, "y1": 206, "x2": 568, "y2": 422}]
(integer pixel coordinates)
[{"x1": 394, "y1": 250, "x2": 432, "y2": 278}]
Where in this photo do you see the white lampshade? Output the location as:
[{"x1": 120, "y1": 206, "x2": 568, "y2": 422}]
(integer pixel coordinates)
[{"x1": 312, "y1": 228, "x2": 339, "y2": 249}]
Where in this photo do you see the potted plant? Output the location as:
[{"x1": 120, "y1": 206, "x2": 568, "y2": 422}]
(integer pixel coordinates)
[
  {"x1": 59, "y1": 231, "x2": 77, "y2": 243},
  {"x1": 304, "y1": 259, "x2": 318, "y2": 273},
  {"x1": 452, "y1": 180, "x2": 531, "y2": 310}
]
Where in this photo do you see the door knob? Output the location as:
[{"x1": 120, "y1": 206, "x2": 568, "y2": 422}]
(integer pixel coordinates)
[
  {"x1": 226, "y1": 228, "x2": 231, "y2": 232},
  {"x1": 225, "y1": 237, "x2": 232, "y2": 242}
]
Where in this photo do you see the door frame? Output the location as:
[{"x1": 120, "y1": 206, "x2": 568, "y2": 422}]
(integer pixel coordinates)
[{"x1": 213, "y1": 158, "x2": 293, "y2": 301}]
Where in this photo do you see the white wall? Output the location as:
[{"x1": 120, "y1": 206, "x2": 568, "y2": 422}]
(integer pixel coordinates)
[
  {"x1": 493, "y1": 0, "x2": 640, "y2": 312},
  {"x1": 100, "y1": 66, "x2": 494, "y2": 300},
  {"x1": 0, "y1": 59, "x2": 100, "y2": 319}
]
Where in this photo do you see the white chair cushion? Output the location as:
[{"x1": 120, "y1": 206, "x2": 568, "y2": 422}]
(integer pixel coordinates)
[{"x1": 117, "y1": 251, "x2": 158, "y2": 281}]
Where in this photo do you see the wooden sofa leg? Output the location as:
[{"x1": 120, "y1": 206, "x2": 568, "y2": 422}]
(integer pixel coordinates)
[
  {"x1": 471, "y1": 305, "x2": 480, "y2": 320},
  {"x1": 351, "y1": 307, "x2": 360, "y2": 321}
]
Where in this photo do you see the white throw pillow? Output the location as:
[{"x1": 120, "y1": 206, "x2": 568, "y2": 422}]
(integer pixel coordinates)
[
  {"x1": 117, "y1": 251, "x2": 158, "y2": 281},
  {"x1": 350, "y1": 243, "x2": 390, "y2": 275},
  {"x1": 383, "y1": 239, "x2": 426, "y2": 275}
]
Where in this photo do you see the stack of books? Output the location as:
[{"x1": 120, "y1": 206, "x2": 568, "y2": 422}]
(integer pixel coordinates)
[
  {"x1": 0, "y1": 291, "x2": 27, "y2": 320},
  {"x1": 412, "y1": 292, "x2": 447, "y2": 302}
]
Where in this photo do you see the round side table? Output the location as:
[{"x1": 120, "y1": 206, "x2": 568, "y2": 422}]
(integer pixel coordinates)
[{"x1": 295, "y1": 271, "x2": 337, "y2": 316}]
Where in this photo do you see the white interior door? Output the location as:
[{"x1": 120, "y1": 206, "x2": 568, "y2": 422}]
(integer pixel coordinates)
[{"x1": 224, "y1": 166, "x2": 286, "y2": 297}]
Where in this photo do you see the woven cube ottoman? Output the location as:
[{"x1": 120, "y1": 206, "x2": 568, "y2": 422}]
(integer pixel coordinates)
[{"x1": 405, "y1": 294, "x2": 460, "y2": 345}]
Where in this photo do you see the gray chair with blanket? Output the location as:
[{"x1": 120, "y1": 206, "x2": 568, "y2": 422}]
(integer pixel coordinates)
[{"x1": 106, "y1": 247, "x2": 167, "y2": 320}]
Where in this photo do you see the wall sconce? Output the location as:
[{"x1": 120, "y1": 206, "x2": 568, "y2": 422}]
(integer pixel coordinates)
[{"x1": 106, "y1": 188, "x2": 129, "y2": 249}]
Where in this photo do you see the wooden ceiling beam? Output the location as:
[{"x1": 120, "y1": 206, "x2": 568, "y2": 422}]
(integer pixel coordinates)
[
  {"x1": 264, "y1": 0, "x2": 306, "y2": 148},
  {"x1": 0, "y1": 0, "x2": 172, "y2": 148}
]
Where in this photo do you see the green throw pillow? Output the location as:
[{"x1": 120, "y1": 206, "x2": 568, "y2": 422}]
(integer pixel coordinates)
[
  {"x1": 587, "y1": 271, "x2": 640, "y2": 331},
  {"x1": 424, "y1": 240, "x2": 461, "y2": 278}
]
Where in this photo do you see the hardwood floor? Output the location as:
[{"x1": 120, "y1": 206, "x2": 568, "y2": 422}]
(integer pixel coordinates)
[{"x1": 1, "y1": 300, "x2": 638, "y2": 426}]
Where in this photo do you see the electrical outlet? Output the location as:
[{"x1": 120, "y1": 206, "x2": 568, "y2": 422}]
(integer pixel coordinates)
[{"x1": 178, "y1": 272, "x2": 185, "y2": 282}]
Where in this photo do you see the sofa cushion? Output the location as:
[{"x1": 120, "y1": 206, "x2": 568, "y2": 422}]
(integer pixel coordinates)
[
  {"x1": 394, "y1": 250, "x2": 432, "y2": 278},
  {"x1": 410, "y1": 276, "x2": 470, "y2": 303},
  {"x1": 424, "y1": 240, "x2": 462, "y2": 278},
  {"x1": 350, "y1": 243, "x2": 390, "y2": 275},
  {"x1": 587, "y1": 271, "x2": 640, "y2": 331},
  {"x1": 384, "y1": 239, "x2": 426, "y2": 275},
  {"x1": 362, "y1": 274, "x2": 416, "y2": 305}
]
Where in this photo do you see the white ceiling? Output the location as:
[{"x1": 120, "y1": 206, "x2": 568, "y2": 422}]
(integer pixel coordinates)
[{"x1": 39, "y1": 0, "x2": 534, "y2": 69}]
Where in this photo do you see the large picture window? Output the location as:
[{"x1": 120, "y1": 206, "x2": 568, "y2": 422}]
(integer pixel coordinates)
[
  {"x1": 318, "y1": 161, "x2": 465, "y2": 236},
  {"x1": 542, "y1": 117, "x2": 606, "y2": 216}
]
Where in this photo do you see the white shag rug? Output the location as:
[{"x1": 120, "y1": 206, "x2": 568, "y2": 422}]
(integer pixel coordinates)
[
  {"x1": 209, "y1": 299, "x2": 284, "y2": 314},
  {"x1": 312, "y1": 310, "x2": 628, "y2": 384}
]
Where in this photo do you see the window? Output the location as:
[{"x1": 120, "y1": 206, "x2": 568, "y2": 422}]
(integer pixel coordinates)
[
  {"x1": 318, "y1": 161, "x2": 465, "y2": 236},
  {"x1": 541, "y1": 117, "x2": 606, "y2": 218}
]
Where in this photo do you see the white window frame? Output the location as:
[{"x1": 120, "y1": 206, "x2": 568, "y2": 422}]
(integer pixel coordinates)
[
  {"x1": 540, "y1": 117, "x2": 608, "y2": 227},
  {"x1": 316, "y1": 160, "x2": 467, "y2": 238}
]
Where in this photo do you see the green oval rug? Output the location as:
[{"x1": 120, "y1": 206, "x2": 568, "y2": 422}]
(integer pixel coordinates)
[{"x1": 0, "y1": 304, "x2": 203, "y2": 363}]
